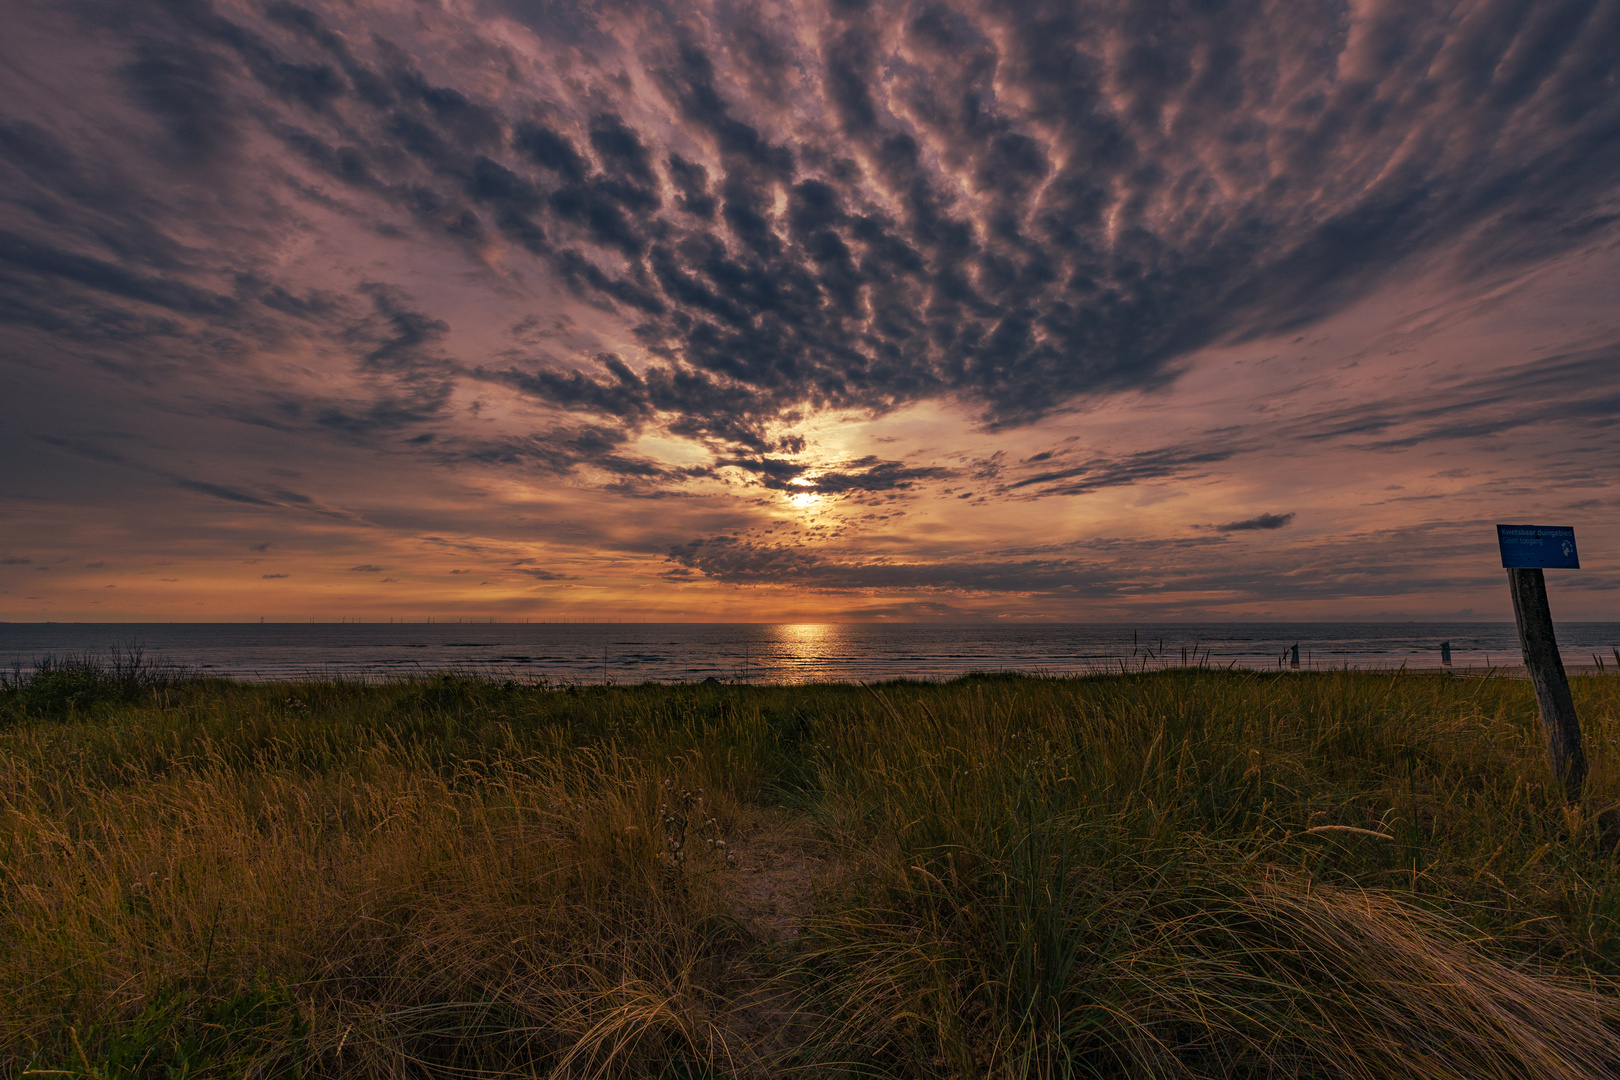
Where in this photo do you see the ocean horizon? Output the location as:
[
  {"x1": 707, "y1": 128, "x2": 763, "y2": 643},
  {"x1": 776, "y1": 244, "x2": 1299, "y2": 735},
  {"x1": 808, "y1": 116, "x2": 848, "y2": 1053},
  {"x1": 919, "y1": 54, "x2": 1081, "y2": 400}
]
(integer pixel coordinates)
[{"x1": 5, "y1": 621, "x2": 1620, "y2": 685}]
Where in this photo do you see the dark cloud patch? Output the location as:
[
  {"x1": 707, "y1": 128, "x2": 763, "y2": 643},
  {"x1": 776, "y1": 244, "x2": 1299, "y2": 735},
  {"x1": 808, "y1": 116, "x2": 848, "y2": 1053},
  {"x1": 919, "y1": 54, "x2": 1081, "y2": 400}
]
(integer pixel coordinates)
[
  {"x1": 467, "y1": 156, "x2": 543, "y2": 216},
  {"x1": 0, "y1": 230, "x2": 239, "y2": 322},
  {"x1": 667, "y1": 154, "x2": 718, "y2": 218},
  {"x1": 274, "y1": 126, "x2": 375, "y2": 189},
  {"x1": 721, "y1": 455, "x2": 806, "y2": 484},
  {"x1": 251, "y1": 280, "x2": 342, "y2": 319},
  {"x1": 439, "y1": 421, "x2": 675, "y2": 481},
  {"x1": 0, "y1": 118, "x2": 75, "y2": 179},
  {"x1": 268, "y1": 489, "x2": 314, "y2": 505},
  {"x1": 350, "y1": 284, "x2": 454, "y2": 374},
  {"x1": 393, "y1": 71, "x2": 503, "y2": 150},
  {"x1": 122, "y1": 42, "x2": 238, "y2": 162},
  {"x1": 348, "y1": 564, "x2": 384, "y2": 572},
  {"x1": 588, "y1": 113, "x2": 656, "y2": 184},
  {"x1": 313, "y1": 384, "x2": 456, "y2": 436},
  {"x1": 1216, "y1": 512, "x2": 1296, "y2": 533},
  {"x1": 790, "y1": 458, "x2": 954, "y2": 493},
  {"x1": 174, "y1": 479, "x2": 276, "y2": 506},
  {"x1": 548, "y1": 183, "x2": 648, "y2": 257},
  {"x1": 515, "y1": 122, "x2": 589, "y2": 182},
  {"x1": 482, "y1": 353, "x2": 654, "y2": 422},
  {"x1": 267, "y1": 283, "x2": 464, "y2": 438},
  {"x1": 474, "y1": 353, "x2": 781, "y2": 450},
  {"x1": 651, "y1": 38, "x2": 795, "y2": 177},
  {"x1": 664, "y1": 534, "x2": 1216, "y2": 593},
  {"x1": 265, "y1": 3, "x2": 394, "y2": 108},
  {"x1": 1006, "y1": 443, "x2": 1240, "y2": 497}
]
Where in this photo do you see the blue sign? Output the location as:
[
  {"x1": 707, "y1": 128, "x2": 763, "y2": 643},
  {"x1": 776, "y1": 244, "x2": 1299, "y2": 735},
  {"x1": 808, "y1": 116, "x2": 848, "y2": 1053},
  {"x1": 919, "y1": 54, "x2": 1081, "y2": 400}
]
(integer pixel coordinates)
[{"x1": 1497, "y1": 524, "x2": 1579, "y2": 569}]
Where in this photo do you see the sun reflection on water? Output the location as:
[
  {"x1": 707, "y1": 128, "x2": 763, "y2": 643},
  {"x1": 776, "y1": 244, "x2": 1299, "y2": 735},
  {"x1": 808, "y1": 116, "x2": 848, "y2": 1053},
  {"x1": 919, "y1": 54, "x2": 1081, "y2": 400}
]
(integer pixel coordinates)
[{"x1": 770, "y1": 623, "x2": 835, "y2": 673}]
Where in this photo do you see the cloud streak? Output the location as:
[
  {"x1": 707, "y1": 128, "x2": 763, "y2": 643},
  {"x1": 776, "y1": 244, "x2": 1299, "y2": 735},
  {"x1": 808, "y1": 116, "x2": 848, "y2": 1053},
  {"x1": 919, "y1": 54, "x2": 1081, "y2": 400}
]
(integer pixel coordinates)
[{"x1": 1217, "y1": 513, "x2": 1296, "y2": 533}]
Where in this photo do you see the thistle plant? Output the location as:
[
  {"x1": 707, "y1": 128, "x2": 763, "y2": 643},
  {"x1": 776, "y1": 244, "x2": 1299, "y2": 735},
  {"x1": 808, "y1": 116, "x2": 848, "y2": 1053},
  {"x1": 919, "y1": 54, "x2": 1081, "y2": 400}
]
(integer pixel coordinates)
[{"x1": 656, "y1": 778, "x2": 733, "y2": 868}]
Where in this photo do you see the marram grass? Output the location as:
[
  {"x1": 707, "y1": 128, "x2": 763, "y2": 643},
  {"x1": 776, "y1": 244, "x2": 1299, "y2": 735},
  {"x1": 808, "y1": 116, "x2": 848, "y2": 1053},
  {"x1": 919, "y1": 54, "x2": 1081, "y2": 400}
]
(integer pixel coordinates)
[{"x1": 4, "y1": 665, "x2": 1620, "y2": 1077}]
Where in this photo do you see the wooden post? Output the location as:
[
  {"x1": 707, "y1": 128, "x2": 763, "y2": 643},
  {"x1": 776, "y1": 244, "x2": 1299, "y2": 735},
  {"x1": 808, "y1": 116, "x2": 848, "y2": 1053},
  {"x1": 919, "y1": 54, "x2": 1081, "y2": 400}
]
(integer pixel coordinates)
[{"x1": 1507, "y1": 567, "x2": 1586, "y2": 802}]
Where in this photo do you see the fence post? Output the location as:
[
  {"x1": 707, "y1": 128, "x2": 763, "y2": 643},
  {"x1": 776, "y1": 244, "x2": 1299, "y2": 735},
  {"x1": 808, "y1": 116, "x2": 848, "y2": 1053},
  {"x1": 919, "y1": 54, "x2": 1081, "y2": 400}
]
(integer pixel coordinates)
[{"x1": 1507, "y1": 567, "x2": 1586, "y2": 802}]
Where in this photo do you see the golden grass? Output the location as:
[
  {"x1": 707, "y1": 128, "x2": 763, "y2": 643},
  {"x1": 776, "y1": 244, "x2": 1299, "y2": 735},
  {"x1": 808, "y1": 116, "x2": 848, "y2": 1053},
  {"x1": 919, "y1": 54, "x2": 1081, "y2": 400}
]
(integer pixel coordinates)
[{"x1": 3, "y1": 668, "x2": 1620, "y2": 1076}]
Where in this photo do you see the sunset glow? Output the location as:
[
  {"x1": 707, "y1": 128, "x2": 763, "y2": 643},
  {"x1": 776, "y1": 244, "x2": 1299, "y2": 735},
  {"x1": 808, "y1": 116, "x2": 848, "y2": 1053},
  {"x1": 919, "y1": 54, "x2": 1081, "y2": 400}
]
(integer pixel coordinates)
[{"x1": 1, "y1": 0, "x2": 1617, "y2": 622}]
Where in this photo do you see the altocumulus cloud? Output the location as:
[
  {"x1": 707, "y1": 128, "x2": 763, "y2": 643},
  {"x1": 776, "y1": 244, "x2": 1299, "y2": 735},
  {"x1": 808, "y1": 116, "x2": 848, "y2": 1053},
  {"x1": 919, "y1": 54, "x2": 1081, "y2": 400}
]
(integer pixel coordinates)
[{"x1": 1, "y1": 0, "x2": 1616, "y2": 468}]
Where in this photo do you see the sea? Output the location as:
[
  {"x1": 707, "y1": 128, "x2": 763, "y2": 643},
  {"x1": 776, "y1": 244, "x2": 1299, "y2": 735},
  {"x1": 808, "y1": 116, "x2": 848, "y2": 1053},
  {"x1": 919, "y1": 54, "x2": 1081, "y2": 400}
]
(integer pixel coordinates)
[{"x1": 3, "y1": 622, "x2": 1620, "y2": 684}]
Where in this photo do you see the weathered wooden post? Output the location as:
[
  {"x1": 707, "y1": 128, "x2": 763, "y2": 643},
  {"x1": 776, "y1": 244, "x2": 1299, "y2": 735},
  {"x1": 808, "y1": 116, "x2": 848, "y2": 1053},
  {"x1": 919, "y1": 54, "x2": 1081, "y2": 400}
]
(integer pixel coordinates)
[{"x1": 1497, "y1": 524, "x2": 1586, "y2": 803}]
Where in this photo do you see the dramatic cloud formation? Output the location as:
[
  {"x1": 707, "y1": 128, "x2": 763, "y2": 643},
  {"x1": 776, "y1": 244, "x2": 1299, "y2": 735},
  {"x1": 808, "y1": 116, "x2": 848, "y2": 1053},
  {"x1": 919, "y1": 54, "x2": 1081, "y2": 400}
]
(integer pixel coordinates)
[{"x1": 1, "y1": 0, "x2": 1618, "y2": 621}]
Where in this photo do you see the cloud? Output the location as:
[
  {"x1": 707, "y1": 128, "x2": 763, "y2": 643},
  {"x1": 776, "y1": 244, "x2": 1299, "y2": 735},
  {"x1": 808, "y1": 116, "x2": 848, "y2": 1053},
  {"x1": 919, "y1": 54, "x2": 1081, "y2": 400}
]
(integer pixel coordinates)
[
  {"x1": 721, "y1": 454, "x2": 954, "y2": 493},
  {"x1": 348, "y1": 284, "x2": 456, "y2": 375},
  {"x1": 514, "y1": 567, "x2": 570, "y2": 580},
  {"x1": 799, "y1": 459, "x2": 955, "y2": 494},
  {"x1": 348, "y1": 564, "x2": 384, "y2": 572},
  {"x1": 1006, "y1": 443, "x2": 1242, "y2": 498},
  {"x1": 1287, "y1": 347, "x2": 1620, "y2": 453},
  {"x1": 3, "y1": 0, "x2": 1612, "y2": 463},
  {"x1": 261, "y1": 573, "x2": 289, "y2": 579},
  {"x1": 664, "y1": 534, "x2": 1142, "y2": 593},
  {"x1": 1216, "y1": 513, "x2": 1297, "y2": 533},
  {"x1": 174, "y1": 479, "x2": 276, "y2": 506}
]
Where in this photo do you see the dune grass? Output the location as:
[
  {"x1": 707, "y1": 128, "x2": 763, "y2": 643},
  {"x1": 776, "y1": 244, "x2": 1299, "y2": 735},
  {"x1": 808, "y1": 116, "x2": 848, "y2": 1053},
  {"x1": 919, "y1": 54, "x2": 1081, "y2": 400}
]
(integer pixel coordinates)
[{"x1": 4, "y1": 664, "x2": 1620, "y2": 1077}]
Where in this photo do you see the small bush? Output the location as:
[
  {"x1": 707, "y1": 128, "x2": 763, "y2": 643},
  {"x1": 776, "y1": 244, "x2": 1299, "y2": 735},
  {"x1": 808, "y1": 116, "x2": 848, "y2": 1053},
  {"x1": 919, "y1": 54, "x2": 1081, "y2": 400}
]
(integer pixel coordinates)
[{"x1": 0, "y1": 649, "x2": 195, "y2": 722}]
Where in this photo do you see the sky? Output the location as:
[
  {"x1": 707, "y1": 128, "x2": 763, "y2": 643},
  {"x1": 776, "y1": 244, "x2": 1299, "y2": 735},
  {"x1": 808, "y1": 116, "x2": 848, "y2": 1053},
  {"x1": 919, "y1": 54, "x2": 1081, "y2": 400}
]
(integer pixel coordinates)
[{"x1": 2, "y1": 0, "x2": 1618, "y2": 624}]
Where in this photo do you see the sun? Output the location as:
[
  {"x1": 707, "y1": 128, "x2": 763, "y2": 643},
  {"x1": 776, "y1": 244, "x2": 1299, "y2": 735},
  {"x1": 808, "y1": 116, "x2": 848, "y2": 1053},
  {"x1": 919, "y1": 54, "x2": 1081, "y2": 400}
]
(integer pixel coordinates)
[{"x1": 786, "y1": 476, "x2": 821, "y2": 509}]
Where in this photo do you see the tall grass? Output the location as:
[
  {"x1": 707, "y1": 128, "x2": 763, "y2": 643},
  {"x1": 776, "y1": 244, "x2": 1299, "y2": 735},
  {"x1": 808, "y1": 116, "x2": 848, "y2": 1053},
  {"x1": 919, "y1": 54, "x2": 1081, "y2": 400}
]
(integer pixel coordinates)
[
  {"x1": 3, "y1": 665, "x2": 1620, "y2": 1076},
  {"x1": 798, "y1": 675, "x2": 1620, "y2": 1077}
]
